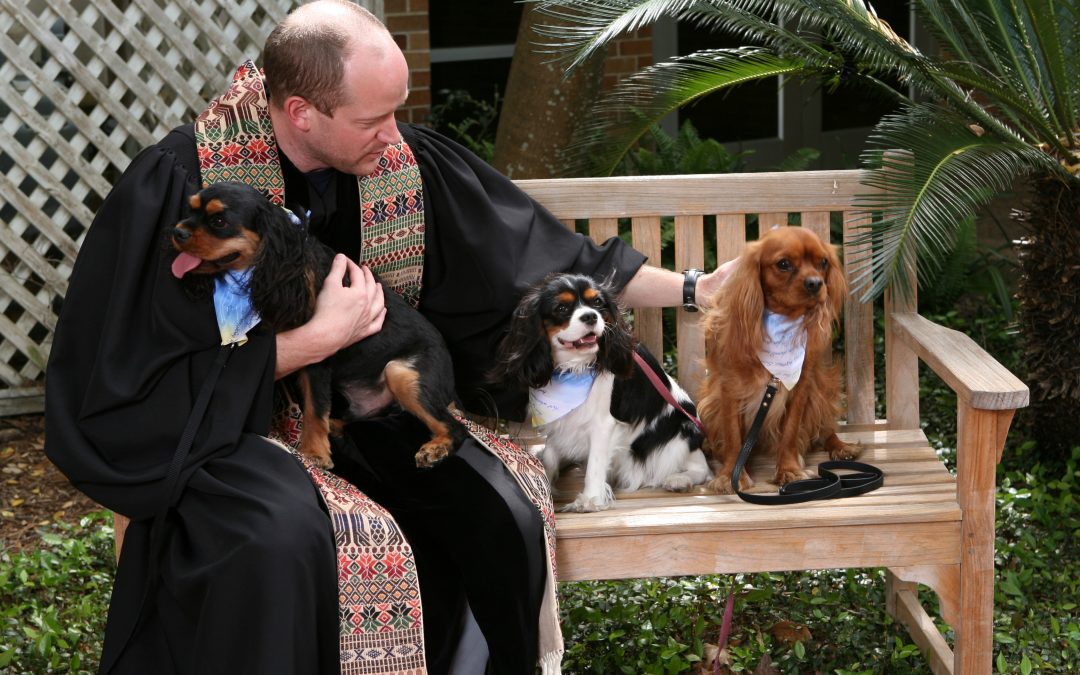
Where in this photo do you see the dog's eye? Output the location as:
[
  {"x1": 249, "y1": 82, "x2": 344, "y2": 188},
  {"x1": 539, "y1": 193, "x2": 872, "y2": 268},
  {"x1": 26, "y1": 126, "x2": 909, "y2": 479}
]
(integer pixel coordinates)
[
  {"x1": 589, "y1": 297, "x2": 604, "y2": 309},
  {"x1": 209, "y1": 215, "x2": 227, "y2": 230},
  {"x1": 820, "y1": 257, "x2": 829, "y2": 270},
  {"x1": 777, "y1": 259, "x2": 792, "y2": 272}
]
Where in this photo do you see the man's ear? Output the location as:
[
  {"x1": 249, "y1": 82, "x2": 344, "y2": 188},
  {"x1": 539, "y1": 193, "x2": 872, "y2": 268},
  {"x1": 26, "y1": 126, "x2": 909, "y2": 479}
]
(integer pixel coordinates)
[{"x1": 281, "y1": 96, "x2": 314, "y2": 131}]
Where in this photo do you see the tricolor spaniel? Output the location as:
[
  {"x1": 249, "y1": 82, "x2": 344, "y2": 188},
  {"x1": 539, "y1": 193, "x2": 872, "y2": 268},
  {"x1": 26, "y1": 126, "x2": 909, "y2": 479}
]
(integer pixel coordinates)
[{"x1": 491, "y1": 273, "x2": 710, "y2": 512}]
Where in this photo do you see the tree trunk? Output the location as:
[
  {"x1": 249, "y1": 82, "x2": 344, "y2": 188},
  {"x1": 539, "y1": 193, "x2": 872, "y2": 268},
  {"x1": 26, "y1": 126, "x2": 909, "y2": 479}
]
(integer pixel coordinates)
[
  {"x1": 1014, "y1": 175, "x2": 1080, "y2": 454},
  {"x1": 492, "y1": 7, "x2": 607, "y2": 179}
]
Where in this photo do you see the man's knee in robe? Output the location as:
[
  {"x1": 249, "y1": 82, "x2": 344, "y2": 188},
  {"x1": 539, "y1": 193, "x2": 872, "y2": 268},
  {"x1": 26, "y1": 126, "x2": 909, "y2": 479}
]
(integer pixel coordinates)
[{"x1": 231, "y1": 493, "x2": 331, "y2": 573}]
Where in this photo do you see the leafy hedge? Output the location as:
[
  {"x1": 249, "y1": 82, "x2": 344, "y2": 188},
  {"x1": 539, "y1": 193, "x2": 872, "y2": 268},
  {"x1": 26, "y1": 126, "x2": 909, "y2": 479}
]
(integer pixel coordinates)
[{"x1": 0, "y1": 513, "x2": 113, "y2": 673}]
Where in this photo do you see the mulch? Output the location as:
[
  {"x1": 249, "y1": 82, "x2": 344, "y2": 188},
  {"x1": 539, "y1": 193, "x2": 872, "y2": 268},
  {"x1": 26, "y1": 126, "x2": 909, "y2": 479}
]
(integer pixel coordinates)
[{"x1": 0, "y1": 414, "x2": 102, "y2": 553}]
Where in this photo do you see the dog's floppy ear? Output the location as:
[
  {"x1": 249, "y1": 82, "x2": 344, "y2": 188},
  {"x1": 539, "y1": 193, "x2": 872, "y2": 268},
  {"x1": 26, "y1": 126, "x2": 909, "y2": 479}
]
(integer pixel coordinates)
[
  {"x1": 724, "y1": 241, "x2": 765, "y2": 357},
  {"x1": 598, "y1": 283, "x2": 636, "y2": 378},
  {"x1": 249, "y1": 200, "x2": 313, "y2": 329},
  {"x1": 489, "y1": 286, "x2": 554, "y2": 390},
  {"x1": 825, "y1": 243, "x2": 847, "y2": 324}
]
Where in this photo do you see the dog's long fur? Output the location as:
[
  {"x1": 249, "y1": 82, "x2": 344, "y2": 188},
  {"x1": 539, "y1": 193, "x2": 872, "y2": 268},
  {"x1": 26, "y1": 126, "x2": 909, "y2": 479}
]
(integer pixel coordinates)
[
  {"x1": 490, "y1": 273, "x2": 710, "y2": 512},
  {"x1": 697, "y1": 227, "x2": 859, "y2": 493},
  {"x1": 169, "y1": 181, "x2": 466, "y2": 468}
]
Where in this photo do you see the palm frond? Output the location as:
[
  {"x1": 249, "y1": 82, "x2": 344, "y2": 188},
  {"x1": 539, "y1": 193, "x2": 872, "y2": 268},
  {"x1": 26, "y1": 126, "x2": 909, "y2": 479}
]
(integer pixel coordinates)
[
  {"x1": 1023, "y1": 0, "x2": 1078, "y2": 138},
  {"x1": 847, "y1": 102, "x2": 1060, "y2": 301},
  {"x1": 533, "y1": 0, "x2": 705, "y2": 69},
  {"x1": 562, "y1": 48, "x2": 812, "y2": 175}
]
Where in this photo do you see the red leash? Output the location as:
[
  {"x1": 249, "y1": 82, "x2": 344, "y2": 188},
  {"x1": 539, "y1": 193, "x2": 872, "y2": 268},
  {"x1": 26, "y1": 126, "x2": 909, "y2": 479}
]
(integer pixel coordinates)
[
  {"x1": 630, "y1": 350, "x2": 736, "y2": 666},
  {"x1": 631, "y1": 350, "x2": 706, "y2": 434}
]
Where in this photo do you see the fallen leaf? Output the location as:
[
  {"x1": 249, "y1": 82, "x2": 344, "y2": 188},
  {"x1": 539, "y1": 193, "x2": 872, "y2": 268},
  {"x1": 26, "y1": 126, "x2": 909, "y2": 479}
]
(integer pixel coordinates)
[
  {"x1": 0, "y1": 510, "x2": 14, "y2": 518},
  {"x1": 10, "y1": 498, "x2": 24, "y2": 507},
  {"x1": 770, "y1": 620, "x2": 812, "y2": 646},
  {"x1": 0, "y1": 446, "x2": 14, "y2": 459}
]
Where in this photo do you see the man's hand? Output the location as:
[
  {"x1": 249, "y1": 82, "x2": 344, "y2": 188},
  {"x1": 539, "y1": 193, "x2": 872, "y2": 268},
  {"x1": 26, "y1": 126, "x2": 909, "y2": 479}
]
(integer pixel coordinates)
[
  {"x1": 275, "y1": 254, "x2": 386, "y2": 379},
  {"x1": 619, "y1": 257, "x2": 738, "y2": 310},
  {"x1": 694, "y1": 257, "x2": 738, "y2": 309}
]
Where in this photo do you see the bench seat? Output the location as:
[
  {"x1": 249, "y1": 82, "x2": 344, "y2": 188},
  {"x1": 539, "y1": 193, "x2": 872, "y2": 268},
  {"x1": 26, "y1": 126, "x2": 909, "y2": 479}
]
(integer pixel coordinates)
[{"x1": 551, "y1": 426, "x2": 959, "y2": 582}]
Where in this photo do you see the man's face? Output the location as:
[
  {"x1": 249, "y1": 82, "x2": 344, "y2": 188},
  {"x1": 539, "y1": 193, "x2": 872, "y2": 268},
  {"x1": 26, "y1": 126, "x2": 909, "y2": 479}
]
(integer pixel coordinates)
[{"x1": 303, "y1": 44, "x2": 410, "y2": 176}]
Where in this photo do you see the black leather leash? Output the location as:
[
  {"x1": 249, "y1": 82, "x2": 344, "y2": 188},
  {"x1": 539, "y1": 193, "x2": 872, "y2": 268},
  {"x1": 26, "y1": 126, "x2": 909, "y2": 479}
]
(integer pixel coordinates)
[{"x1": 731, "y1": 378, "x2": 883, "y2": 505}]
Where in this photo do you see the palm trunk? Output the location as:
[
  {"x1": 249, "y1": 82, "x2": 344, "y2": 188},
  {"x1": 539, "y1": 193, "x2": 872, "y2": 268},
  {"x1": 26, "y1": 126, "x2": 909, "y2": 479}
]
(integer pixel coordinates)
[
  {"x1": 491, "y1": 7, "x2": 606, "y2": 179},
  {"x1": 1014, "y1": 174, "x2": 1080, "y2": 454}
]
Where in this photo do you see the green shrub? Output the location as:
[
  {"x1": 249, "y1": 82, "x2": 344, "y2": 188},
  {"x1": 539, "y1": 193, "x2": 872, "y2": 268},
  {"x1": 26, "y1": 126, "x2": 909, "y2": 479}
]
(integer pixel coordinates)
[{"x1": 0, "y1": 512, "x2": 113, "y2": 674}]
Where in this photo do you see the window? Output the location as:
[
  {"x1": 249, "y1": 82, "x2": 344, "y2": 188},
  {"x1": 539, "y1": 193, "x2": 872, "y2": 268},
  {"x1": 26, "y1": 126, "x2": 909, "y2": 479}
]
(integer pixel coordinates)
[{"x1": 429, "y1": 1, "x2": 523, "y2": 107}]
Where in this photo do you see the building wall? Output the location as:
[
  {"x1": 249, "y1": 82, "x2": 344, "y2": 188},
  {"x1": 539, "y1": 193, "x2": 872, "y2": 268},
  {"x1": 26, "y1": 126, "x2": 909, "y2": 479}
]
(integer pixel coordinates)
[
  {"x1": 385, "y1": 0, "x2": 431, "y2": 124},
  {"x1": 384, "y1": 3, "x2": 653, "y2": 126}
]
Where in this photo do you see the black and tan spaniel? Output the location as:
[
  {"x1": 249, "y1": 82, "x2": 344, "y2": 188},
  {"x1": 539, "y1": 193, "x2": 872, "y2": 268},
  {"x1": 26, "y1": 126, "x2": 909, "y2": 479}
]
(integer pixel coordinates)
[{"x1": 169, "y1": 181, "x2": 465, "y2": 469}]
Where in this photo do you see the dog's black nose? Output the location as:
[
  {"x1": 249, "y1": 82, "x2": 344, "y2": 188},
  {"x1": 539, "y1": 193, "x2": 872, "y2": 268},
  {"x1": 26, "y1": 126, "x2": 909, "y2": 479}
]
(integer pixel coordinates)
[
  {"x1": 805, "y1": 277, "x2": 823, "y2": 294},
  {"x1": 172, "y1": 227, "x2": 191, "y2": 243},
  {"x1": 579, "y1": 310, "x2": 598, "y2": 326}
]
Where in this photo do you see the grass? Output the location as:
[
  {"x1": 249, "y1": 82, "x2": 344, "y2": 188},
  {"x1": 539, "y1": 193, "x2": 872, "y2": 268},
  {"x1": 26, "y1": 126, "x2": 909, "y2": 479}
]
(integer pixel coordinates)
[{"x1": 1, "y1": 312, "x2": 1076, "y2": 674}]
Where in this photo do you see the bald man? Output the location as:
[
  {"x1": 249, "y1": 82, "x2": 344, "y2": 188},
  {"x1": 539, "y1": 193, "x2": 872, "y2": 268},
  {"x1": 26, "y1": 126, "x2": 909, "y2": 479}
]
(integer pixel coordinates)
[{"x1": 45, "y1": 2, "x2": 728, "y2": 673}]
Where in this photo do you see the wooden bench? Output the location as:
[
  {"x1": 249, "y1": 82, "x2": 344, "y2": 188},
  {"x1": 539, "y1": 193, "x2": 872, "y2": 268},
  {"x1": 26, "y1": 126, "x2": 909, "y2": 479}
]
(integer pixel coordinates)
[
  {"x1": 511, "y1": 170, "x2": 1028, "y2": 675},
  {"x1": 114, "y1": 169, "x2": 1027, "y2": 674}
]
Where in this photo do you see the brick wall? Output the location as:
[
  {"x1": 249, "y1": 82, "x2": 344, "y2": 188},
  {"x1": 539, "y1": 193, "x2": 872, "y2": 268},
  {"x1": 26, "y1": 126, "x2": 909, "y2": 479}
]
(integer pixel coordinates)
[
  {"x1": 603, "y1": 27, "x2": 653, "y2": 90},
  {"x1": 385, "y1": 0, "x2": 431, "y2": 124}
]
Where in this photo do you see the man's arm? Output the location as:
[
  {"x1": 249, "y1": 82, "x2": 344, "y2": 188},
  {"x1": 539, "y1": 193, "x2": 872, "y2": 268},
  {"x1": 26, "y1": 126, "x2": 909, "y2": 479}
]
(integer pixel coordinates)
[
  {"x1": 275, "y1": 254, "x2": 387, "y2": 379},
  {"x1": 619, "y1": 258, "x2": 737, "y2": 309}
]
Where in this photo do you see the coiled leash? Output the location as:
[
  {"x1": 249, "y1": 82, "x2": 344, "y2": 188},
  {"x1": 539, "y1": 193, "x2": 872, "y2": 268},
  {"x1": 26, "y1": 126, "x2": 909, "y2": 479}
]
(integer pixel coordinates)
[{"x1": 730, "y1": 378, "x2": 882, "y2": 505}]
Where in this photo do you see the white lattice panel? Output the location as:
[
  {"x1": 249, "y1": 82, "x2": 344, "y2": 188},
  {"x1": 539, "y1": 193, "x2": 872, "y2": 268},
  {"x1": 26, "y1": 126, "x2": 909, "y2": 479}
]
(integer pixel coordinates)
[{"x1": 0, "y1": 0, "x2": 295, "y2": 414}]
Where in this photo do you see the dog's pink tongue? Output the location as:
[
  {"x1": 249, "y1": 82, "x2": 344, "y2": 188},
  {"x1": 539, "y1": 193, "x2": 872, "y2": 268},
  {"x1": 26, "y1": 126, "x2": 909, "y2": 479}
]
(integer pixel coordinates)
[{"x1": 171, "y1": 252, "x2": 203, "y2": 278}]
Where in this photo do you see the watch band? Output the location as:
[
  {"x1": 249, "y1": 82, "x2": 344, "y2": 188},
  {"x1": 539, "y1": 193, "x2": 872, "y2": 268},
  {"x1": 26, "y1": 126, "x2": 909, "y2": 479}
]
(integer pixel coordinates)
[{"x1": 682, "y1": 268, "x2": 703, "y2": 312}]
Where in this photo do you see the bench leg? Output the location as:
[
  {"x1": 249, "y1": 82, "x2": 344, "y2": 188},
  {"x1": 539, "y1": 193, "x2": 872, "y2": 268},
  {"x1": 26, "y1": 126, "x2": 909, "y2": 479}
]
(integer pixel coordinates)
[
  {"x1": 886, "y1": 567, "x2": 956, "y2": 674},
  {"x1": 953, "y1": 407, "x2": 1012, "y2": 675}
]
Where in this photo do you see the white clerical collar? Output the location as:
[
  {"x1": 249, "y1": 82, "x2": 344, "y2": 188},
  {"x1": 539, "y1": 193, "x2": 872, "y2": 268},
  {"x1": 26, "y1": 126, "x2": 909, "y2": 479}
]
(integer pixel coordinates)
[
  {"x1": 758, "y1": 310, "x2": 807, "y2": 390},
  {"x1": 528, "y1": 368, "x2": 597, "y2": 427}
]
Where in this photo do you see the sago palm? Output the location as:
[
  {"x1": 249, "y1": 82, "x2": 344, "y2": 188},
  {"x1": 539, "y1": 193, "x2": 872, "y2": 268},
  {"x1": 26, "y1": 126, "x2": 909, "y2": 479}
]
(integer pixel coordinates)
[{"x1": 537, "y1": 0, "x2": 1080, "y2": 451}]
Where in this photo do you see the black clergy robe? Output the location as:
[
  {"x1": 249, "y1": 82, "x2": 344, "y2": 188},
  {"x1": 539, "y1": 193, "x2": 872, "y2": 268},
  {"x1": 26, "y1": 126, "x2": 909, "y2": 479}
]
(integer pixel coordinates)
[{"x1": 44, "y1": 121, "x2": 645, "y2": 674}]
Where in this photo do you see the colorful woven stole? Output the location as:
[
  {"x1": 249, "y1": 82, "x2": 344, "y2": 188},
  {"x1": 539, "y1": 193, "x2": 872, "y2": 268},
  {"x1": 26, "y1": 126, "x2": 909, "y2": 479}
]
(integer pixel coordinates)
[{"x1": 196, "y1": 62, "x2": 562, "y2": 673}]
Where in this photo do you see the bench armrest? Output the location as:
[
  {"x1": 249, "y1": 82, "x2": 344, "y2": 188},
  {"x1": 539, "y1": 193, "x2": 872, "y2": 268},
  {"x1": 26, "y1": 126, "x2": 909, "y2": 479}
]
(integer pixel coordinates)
[{"x1": 890, "y1": 312, "x2": 1029, "y2": 411}]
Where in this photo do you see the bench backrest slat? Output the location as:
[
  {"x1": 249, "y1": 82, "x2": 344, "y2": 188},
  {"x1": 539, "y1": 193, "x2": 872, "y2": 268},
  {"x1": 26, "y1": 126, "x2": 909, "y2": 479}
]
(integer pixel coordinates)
[{"x1": 515, "y1": 170, "x2": 909, "y2": 423}]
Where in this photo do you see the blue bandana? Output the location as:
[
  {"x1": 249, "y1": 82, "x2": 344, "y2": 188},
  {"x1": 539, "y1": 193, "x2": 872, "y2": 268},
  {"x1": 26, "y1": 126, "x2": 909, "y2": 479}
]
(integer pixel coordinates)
[
  {"x1": 213, "y1": 268, "x2": 261, "y2": 346},
  {"x1": 528, "y1": 368, "x2": 597, "y2": 427}
]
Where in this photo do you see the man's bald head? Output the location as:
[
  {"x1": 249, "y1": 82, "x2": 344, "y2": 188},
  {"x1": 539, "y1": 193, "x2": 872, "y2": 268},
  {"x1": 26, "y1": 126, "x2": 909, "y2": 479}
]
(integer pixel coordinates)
[{"x1": 263, "y1": 0, "x2": 398, "y2": 115}]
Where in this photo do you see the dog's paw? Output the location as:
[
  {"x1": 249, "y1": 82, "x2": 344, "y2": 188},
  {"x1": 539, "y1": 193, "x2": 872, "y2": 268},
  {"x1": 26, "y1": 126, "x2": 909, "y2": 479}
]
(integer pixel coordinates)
[
  {"x1": 774, "y1": 466, "x2": 812, "y2": 486},
  {"x1": 560, "y1": 492, "x2": 614, "y2": 513},
  {"x1": 415, "y1": 438, "x2": 453, "y2": 468},
  {"x1": 707, "y1": 468, "x2": 753, "y2": 494},
  {"x1": 827, "y1": 438, "x2": 862, "y2": 461},
  {"x1": 300, "y1": 436, "x2": 335, "y2": 470},
  {"x1": 301, "y1": 449, "x2": 335, "y2": 470},
  {"x1": 662, "y1": 473, "x2": 696, "y2": 492}
]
